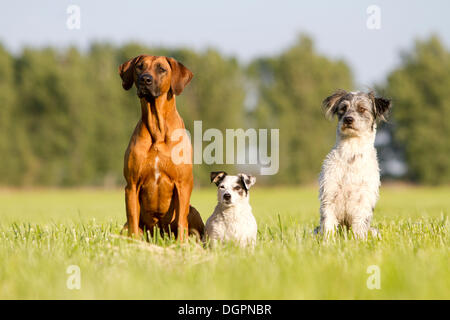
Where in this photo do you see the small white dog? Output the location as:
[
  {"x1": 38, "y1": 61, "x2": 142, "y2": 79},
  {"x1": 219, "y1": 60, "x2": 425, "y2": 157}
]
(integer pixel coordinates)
[
  {"x1": 205, "y1": 171, "x2": 257, "y2": 247},
  {"x1": 316, "y1": 90, "x2": 391, "y2": 239}
]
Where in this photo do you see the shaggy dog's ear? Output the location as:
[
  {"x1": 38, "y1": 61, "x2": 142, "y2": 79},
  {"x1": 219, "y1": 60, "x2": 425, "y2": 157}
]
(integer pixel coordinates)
[
  {"x1": 238, "y1": 173, "x2": 256, "y2": 191},
  {"x1": 210, "y1": 171, "x2": 227, "y2": 186},
  {"x1": 322, "y1": 89, "x2": 348, "y2": 119},
  {"x1": 368, "y1": 91, "x2": 392, "y2": 122},
  {"x1": 375, "y1": 97, "x2": 392, "y2": 121}
]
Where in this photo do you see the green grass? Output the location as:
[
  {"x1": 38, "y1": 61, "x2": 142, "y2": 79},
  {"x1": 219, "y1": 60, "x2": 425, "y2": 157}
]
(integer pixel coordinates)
[{"x1": 0, "y1": 186, "x2": 448, "y2": 299}]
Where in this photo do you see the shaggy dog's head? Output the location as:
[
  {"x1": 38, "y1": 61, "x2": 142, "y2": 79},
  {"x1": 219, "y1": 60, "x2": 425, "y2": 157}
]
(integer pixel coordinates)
[{"x1": 323, "y1": 90, "x2": 391, "y2": 137}]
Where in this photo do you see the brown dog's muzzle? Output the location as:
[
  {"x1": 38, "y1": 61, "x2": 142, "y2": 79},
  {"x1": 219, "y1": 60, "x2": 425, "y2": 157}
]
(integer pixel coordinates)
[{"x1": 137, "y1": 73, "x2": 160, "y2": 98}]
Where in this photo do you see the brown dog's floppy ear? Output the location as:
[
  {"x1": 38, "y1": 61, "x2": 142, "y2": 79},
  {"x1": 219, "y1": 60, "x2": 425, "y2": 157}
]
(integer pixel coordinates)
[
  {"x1": 322, "y1": 89, "x2": 348, "y2": 119},
  {"x1": 210, "y1": 171, "x2": 227, "y2": 186},
  {"x1": 166, "y1": 57, "x2": 193, "y2": 95},
  {"x1": 118, "y1": 56, "x2": 141, "y2": 90}
]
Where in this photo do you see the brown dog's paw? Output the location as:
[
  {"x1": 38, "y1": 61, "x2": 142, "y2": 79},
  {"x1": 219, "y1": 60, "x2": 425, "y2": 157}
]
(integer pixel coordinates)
[
  {"x1": 120, "y1": 222, "x2": 128, "y2": 236},
  {"x1": 120, "y1": 222, "x2": 144, "y2": 239}
]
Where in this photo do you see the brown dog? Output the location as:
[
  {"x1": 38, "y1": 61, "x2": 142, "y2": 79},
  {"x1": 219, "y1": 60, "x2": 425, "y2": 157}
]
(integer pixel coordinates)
[{"x1": 118, "y1": 55, "x2": 204, "y2": 241}]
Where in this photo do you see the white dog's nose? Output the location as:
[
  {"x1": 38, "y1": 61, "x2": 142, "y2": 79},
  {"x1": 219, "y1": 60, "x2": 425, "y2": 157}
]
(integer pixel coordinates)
[{"x1": 223, "y1": 193, "x2": 231, "y2": 201}]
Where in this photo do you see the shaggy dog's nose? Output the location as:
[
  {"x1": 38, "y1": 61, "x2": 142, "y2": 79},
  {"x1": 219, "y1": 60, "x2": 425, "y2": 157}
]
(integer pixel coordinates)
[
  {"x1": 343, "y1": 116, "x2": 354, "y2": 125},
  {"x1": 223, "y1": 193, "x2": 231, "y2": 201}
]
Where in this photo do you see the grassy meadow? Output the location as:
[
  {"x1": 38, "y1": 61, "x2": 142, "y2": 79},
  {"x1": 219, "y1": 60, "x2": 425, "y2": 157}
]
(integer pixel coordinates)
[{"x1": 0, "y1": 186, "x2": 448, "y2": 299}]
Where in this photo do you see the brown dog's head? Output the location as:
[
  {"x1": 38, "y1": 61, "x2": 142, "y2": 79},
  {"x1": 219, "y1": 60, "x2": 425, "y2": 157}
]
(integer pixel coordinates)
[{"x1": 119, "y1": 55, "x2": 193, "y2": 100}]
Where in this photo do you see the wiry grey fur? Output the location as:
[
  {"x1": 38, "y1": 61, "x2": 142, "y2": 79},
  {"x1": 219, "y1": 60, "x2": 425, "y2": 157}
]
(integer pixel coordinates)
[{"x1": 315, "y1": 90, "x2": 391, "y2": 239}]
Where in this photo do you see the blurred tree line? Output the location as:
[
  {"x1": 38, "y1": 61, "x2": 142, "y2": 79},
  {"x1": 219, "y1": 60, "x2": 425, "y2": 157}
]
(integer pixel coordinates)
[
  {"x1": 0, "y1": 34, "x2": 448, "y2": 187},
  {"x1": 384, "y1": 36, "x2": 450, "y2": 184}
]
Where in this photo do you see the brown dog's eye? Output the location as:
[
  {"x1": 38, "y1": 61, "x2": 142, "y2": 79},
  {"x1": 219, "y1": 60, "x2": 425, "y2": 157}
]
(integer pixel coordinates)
[
  {"x1": 158, "y1": 66, "x2": 166, "y2": 73},
  {"x1": 136, "y1": 63, "x2": 143, "y2": 70}
]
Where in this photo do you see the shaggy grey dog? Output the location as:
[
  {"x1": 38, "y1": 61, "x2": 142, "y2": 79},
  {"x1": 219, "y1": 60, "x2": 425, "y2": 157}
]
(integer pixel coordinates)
[
  {"x1": 205, "y1": 171, "x2": 257, "y2": 247},
  {"x1": 315, "y1": 90, "x2": 391, "y2": 239}
]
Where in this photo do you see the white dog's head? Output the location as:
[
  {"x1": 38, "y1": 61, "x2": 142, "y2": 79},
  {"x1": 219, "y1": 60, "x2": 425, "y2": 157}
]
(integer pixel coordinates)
[
  {"x1": 210, "y1": 171, "x2": 256, "y2": 206},
  {"x1": 322, "y1": 90, "x2": 391, "y2": 137}
]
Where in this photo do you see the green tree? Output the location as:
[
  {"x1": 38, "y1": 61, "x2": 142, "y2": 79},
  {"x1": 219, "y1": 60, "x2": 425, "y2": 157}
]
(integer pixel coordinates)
[
  {"x1": 15, "y1": 48, "x2": 71, "y2": 185},
  {"x1": 1, "y1": 39, "x2": 358, "y2": 187},
  {"x1": 385, "y1": 35, "x2": 450, "y2": 184},
  {"x1": 249, "y1": 35, "x2": 354, "y2": 184},
  {"x1": 85, "y1": 43, "x2": 134, "y2": 186},
  {"x1": 0, "y1": 44, "x2": 29, "y2": 185},
  {"x1": 171, "y1": 49, "x2": 246, "y2": 185}
]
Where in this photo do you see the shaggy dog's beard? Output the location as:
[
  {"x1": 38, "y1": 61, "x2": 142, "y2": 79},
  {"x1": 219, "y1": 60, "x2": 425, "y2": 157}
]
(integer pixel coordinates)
[{"x1": 340, "y1": 125, "x2": 360, "y2": 137}]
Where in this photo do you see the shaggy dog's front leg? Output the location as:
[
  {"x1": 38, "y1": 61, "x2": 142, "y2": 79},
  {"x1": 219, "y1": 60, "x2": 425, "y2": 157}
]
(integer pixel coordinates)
[
  {"x1": 347, "y1": 206, "x2": 377, "y2": 239},
  {"x1": 316, "y1": 204, "x2": 339, "y2": 237}
]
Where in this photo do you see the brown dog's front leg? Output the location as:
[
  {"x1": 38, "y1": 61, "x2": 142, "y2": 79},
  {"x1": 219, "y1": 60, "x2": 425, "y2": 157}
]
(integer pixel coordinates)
[
  {"x1": 174, "y1": 184, "x2": 190, "y2": 242},
  {"x1": 125, "y1": 184, "x2": 140, "y2": 238}
]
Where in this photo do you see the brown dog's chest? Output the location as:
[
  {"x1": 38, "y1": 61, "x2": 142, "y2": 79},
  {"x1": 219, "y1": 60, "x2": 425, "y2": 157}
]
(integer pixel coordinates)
[{"x1": 138, "y1": 146, "x2": 176, "y2": 215}]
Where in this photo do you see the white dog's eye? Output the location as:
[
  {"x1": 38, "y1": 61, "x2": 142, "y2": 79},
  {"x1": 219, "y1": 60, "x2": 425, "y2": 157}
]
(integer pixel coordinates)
[{"x1": 219, "y1": 185, "x2": 225, "y2": 189}]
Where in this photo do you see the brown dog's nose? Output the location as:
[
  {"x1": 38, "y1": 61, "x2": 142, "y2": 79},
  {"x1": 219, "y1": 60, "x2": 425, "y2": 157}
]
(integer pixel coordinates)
[
  {"x1": 343, "y1": 116, "x2": 354, "y2": 125},
  {"x1": 140, "y1": 73, "x2": 153, "y2": 85}
]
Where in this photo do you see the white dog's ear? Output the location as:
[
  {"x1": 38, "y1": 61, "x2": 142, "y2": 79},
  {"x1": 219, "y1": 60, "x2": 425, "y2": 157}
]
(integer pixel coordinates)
[
  {"x1": 238, "y1": 173, "x2": 256, "y2": 191},
  {"x1": 210, "y1": 171, "x2": 227, "y2": 186},
  {"x1": 322, "y1": 89, "x2": 348, "y2": 119}
]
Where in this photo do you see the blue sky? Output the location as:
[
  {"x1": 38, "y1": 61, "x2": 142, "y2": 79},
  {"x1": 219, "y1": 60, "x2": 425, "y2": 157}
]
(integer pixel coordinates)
[{"x1": 1, "y1": 0, "x2": 449, "y2": 85}]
